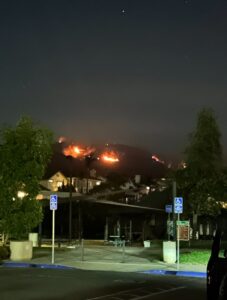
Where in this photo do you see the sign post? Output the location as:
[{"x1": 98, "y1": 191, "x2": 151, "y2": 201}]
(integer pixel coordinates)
[
  {"x1": 50, "y1": 195, "x2": 58, "y2": 264},
  {"x1": 165, "y1": 204, "x2": 173, "y2": 240},
  {"x1": 174, "y1": 197, "x2": 183, "y2": 270}
]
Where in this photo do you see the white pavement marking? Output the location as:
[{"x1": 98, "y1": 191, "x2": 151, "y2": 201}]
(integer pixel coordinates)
[
  {"x1": 86, "y1": 287, "x2": 144, "y2": 300},
  {"x1": 86, "y1": 286, "x2": 185, "y2": 300},
  {"x1": 132, "y1": 286, "x2": 185, "y2": 299}
]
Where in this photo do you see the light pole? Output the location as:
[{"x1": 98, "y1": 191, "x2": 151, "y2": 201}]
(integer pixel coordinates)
[
  {"x1": 77, "y1": 153, "x2": 98, "y2": 243},
  {"x1": 65, "y1": 155, "x2": 73, "y2": 243},
  {"x1": 84, "y1": 153, "x2": 98, "y2": 194},
  {"x1": 172, "y1": 181, "x2": 177, "y2": 241}
]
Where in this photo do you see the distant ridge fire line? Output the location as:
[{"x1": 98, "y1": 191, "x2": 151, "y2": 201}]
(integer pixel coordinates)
[
  {"x1": 152, "y1": 155, "x2": 165, "y2": 164},
  {"x1": 55, "y1": 137, "x2": 168, "y2": 177},
  {"x1": 101, "y1": 151, "x2": 119, "y2": 163},
  {"x1": 62, "y1": 140, "x2": 120, "y2": 164},
  {"x1": 60, "y1": 137, "x2": 165, "y2": 167}
]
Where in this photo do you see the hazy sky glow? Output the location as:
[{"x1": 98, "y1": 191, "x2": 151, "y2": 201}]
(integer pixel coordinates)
[{"x1": 1, "y1": 0, "x2": 227, "y2": 161}]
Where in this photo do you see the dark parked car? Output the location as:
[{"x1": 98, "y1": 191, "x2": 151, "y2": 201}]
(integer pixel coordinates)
[
  {"x1": 207, "y1": 214, "x2": 227, "y2": 300},
  {"x1": 219, "y1": 272, "x2": 227, "y2": 300}
]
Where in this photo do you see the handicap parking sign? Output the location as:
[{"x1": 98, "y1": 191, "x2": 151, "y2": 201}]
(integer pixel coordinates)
[
  {"x1": 174, "y1": 197, "x2": 183, "y2": 214},
  {"x1": 50, "y1": 195, "x2": 58, "y2": 210}
]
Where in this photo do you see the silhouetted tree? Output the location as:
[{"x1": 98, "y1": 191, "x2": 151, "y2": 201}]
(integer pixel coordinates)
[
  {"x1": 0, "y1": 116, "x2": 53, "y2": 241},
  {"x1": 175, "y1": 108, "x2": 227, "y2": 236}
]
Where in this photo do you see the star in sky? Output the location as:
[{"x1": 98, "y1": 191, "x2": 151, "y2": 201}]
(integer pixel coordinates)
[{"x1": 184, "y1": 0, "x2": 192, "y2": 5}]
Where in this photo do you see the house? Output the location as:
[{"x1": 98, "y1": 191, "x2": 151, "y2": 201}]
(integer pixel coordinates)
[
  {"x1": 40, "y1": 170, "x2": 103, "y2": 194},
  {"x1": 40, "y1": 171, "x2": 67, "y2": 192}
]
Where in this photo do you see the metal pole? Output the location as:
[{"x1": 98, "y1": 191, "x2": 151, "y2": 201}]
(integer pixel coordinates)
[
  {"x1": 38, "y1": 201, "x2": 43, "y2": 247},
  {"x1": 142, "y1": 220, "x2": 146, "y2": 242},
  {"x1": 86, "y1": 175, "x2": 89, "y2": 194},
  {"x1": 117, "y1": 219, "x2": 121, "y2": 237},
  {"x1": 172, "y1": 181, "x2": 177, "y2": 241},
  {"x1": 78, "y1": 202, "x2": 82, "y2": 243},
  {"x1": 38, "y1": 221, "x2": 42, "y2": 247},
  {"x1": 52, "y1": 209, "x2": 55, "y2": 264},
  {"x1": 69, "y1": 175, "x2": 72, "y2": 243},
  {"x1": 129, "y1": 220, "x2": 132, "y2": 244},
  {"x1": 81, "y1": 239, "x2": 84, "y2": 261},
  {"x1": 177, "y1": 213, "x2": 180, "y2": 270},
  {"x1": 122, "y1": 240, "x2": 125, "y2": 263},
  {"x1": 168, "y1": 213, "x2": 170, "y2": 241},
  {"x1": 104, "y1": 217, "x2": 109, "y2": 241}
]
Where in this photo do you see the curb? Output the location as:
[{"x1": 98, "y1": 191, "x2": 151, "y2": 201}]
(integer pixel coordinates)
[
  {"x1": 0, "y1": 262, "x2": 206, "y2": 278},
  {"x1": 141, "y1": 269, "x2": 206, "y2": 278},
  {"x1": 1, "y1": 262, "x2": 76, "y2": 270}
]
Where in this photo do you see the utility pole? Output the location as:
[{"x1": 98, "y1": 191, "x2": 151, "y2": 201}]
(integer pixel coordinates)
[
  {"x1": 69, "y1": 174, "x2": 72, "y2": 242},
  {"x1": 66, "y1": 155, "x2": 73, "y2": 243},
  {"x1": 172, "y1": 181, "x2": 177, "y2": 241},
  {"x1": 78, "y1": 201, "x2": 83, "y2": 243}
]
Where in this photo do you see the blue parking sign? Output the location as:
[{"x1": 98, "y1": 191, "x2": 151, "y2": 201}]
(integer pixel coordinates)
[
  {"x1": 50, "y1": 195, "x2": 58, "y2": 210},
  {"x1": 165, "y1": 204, "x2": 173, "y2": 213},
  {"x1": 174, "y1": 197, "x2": 183, "y2": 214}
]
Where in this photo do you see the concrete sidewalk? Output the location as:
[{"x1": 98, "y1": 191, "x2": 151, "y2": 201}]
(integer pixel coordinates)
[{"x1": 4, "y1": 244, "x2": 207, "y2": 274}]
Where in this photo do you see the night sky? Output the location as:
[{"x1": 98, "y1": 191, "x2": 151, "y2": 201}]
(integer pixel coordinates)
[{"x1": 1, "y1": 0, "x2": 227, "y2": 162}]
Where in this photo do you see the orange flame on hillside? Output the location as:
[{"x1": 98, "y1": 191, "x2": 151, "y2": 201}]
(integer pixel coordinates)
[
  {"x1": 152, "y1": 155, "x2": 165, "y2": 164},
  {"x1": 101, "y1": 151, "x2": 119, "y2": 163},
  {"x1": 63, "y1": 144, "x2": 95, "y2": 158}
]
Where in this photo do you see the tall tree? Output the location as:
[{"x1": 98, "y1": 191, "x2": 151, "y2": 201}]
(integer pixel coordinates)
[
  {"x1": 175, "y1": 108, "x2": 226, "y2": 236},
  {"x1": 0, "y1": 116, "x2": 53, "y2": 241}
]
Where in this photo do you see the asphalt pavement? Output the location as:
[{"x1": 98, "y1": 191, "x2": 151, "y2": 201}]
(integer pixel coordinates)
[
  {"x1": 0, "y1": 267, "x2": 206, "y2": 300},
  {"x1": 0, "y1": 243, "x2": 207, "y2": 300}
]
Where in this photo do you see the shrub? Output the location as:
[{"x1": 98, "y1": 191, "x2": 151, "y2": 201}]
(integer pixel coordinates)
[{"x1": 0, "y1": 246, "x2": 10, "y2": 260}]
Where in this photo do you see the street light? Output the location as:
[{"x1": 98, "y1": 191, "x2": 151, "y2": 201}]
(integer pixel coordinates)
[
  {"x1": 65, "y1": 155, "x2": 73, "y2": 243},
  {"x1": 84, "y1": 153, "x2": 99, "y2": 194},
  {"x1": 17, "y1": 191, "x2": 27, "y2": 199}
]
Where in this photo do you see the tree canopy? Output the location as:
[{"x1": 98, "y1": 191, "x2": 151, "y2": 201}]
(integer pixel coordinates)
[
  {"x1": 0, "y1": 116, "x2": 53, "y2": 240},
  {"x1": 175, "y1": 108, "x2": 226, "y2": 217}
]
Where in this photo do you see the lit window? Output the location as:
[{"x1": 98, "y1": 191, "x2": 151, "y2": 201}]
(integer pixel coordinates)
[{"x1": 17, "y1": 191, "x2": 27, "y2": 199}]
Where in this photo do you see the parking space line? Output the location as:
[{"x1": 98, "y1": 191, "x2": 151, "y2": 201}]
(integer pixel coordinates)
[
  {"x1": 86, "y1": 286, "x2": 185, "y2": 300},
  {"x1": 86, "y1": 287, "x2": 144, "y2": 300},
  {"x1": 132, "y1": 286, "x2": 185, "y2": 299}
]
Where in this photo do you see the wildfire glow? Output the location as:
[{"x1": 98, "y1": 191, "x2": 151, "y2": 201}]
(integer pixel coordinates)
[
  {"x1": 63, "y1": 144, "x2": 95, "y2": 158},
  {"x1": 101, "y1": 151, "x2": 119, "y2": 163},
  {"x1": 73, "y1": 146, "x2": 81, "y2": 155},
  {"x1": 152, "y1": 155, "x2": 165, "y2": 164}
]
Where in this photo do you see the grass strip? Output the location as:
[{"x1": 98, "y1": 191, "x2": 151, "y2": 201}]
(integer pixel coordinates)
[{"x1": 180, "y1": 250, "x2": 210, "y2": 264}]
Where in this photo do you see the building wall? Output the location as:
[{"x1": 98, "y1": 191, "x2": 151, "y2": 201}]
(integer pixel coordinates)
[
  {"x1": 40, "y1": 172, "x2": 68, "y2": 191},
  {"x1": 41, "y1": 172, "x2": 102, "y2": 193}
]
